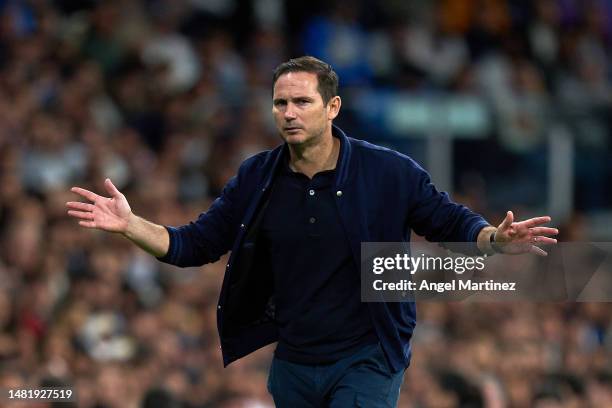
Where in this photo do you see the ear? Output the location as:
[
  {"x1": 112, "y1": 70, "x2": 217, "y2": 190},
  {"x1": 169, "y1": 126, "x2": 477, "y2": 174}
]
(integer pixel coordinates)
[{"x1": 327, "y1": 96, "x2": 341, "y2": 120}]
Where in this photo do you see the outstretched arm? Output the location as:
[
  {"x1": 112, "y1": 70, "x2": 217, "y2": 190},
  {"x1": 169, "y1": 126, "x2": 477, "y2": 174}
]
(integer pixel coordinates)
[
  {"x1": 66, "y1": 178, "x2": 169, "y2": 258},
  {"x1": 477, "y1": 211, "x2": 558, "y2": 256}
]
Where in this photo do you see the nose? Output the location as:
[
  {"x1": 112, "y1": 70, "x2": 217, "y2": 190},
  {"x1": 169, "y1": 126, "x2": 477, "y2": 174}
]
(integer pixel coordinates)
[{"x1": 284, "y1": 103, "x2": 297, "y2": 121}]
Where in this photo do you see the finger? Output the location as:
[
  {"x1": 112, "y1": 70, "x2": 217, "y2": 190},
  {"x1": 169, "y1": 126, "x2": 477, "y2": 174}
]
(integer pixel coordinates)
[
  {"x1": 499, "y1": 211, "x2": 514, "y2": 231},
  {"x1": 78, "y1": 220, "x2": 97, "y2": 228},
  {"x1": 71, "y1": 187, "x2": 101, "y2": 203},
  {"x1": 530, "y1": 245, "x2": 548, "y2": 256},
  {"x1": 530, "y1": 227, "x2": 559, "y2": 236},
  {"x1": 67, "y1": 210, "x2": 94, "y2": 220},
  {"x1": 104, "y1": 178, "x2": 121, "y2": 198},
  {"x1": 533, "y1": 237, "x2": 557, "y2": 245},
  {"x1": 517, "y1": 216, "x2": 552, "y2": 228},
  {"x1": 66, "y1": 201, "x2": 95, "y2": 211}
]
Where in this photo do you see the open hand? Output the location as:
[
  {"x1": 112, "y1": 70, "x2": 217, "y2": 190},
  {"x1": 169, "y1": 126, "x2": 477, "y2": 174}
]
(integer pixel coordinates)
[
  {"x1": 494, "y1": 211, "x2": 558, "y2": 256},
  {"x1": 66, "y1": 178, "x2": 132, "y2": 233}
]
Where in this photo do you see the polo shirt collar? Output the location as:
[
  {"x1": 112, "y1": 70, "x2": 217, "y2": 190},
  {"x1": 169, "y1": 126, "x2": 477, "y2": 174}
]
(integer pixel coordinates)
[{"x1": 264, "y1": 124, "x2": 353, "y2": 190}]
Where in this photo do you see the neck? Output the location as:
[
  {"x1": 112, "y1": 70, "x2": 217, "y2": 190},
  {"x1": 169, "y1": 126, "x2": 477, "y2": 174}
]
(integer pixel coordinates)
[{"x1": 288, "y1": 128, "x2": 339, "y2": 179}]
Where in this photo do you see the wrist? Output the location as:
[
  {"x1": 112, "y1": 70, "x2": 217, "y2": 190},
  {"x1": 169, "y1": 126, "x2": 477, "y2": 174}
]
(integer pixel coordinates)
[
  {"x1": 490, "y1": 230, "x2": 503, "y2": 253},
  {"x1": 123, "y1": 212, "x2": 137, "y2": 238},
  {"x1": 477, "y1": 226, "x2": 497, "y2": 255}
]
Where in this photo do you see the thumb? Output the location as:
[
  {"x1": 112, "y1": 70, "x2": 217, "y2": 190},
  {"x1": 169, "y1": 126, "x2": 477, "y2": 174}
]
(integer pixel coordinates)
[
  {"x1": 498, "y1": 210, "x2": 514, "y2": 231},
  {"x1": 104, "y1": 178, "x2": 122, "y2": 198}
]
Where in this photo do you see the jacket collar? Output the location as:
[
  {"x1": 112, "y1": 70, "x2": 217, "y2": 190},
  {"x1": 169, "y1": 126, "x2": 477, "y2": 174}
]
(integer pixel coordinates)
[
  {"x1": 262, "y1": 124, "x2": 352, "y2": 191},
  {"x1": 332, "y1": 124, "x2": 352, "y2": 190}
]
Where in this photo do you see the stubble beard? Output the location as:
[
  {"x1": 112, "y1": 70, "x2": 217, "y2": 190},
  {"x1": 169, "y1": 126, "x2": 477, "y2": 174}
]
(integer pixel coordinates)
[{"x1": 283, "y1": 122, "x2": 327, "y2": 152}]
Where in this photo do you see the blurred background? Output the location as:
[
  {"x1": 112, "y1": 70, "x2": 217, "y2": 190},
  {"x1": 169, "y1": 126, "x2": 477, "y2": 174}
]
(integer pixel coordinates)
[{"x1": 0, "y1": 0, "x2": 611, "y2": 407}]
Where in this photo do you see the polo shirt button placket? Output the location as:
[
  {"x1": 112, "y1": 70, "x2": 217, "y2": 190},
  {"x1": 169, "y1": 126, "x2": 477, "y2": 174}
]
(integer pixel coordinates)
[{"x1": 307, "y1": 187, "x2": 317, "y2": 229}]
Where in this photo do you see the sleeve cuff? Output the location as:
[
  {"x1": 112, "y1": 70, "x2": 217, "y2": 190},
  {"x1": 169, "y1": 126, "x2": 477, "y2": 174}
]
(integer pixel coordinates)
[
  {"x1": 156, "y1": 226, "x2": 180, "y2": 264},
  {"x1": 470, "y1": 220, "x2": 491, "y2": 243}
]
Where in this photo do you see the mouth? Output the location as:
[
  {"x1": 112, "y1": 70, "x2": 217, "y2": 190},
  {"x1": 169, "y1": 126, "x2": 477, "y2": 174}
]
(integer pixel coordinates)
[{"x1": 284, "y1": 127, "x2": 302, "y2": 132}]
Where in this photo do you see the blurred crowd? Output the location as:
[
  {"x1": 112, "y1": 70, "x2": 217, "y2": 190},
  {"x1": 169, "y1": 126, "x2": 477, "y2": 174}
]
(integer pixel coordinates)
[{"x1": 0, "y1": 0, "x2": 611, "y2": 407}]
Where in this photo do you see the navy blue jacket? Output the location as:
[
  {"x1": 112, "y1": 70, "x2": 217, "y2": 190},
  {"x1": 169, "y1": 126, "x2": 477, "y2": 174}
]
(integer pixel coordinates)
[{"x1": 158, "y1": 126, "x2": 489, "y2": 372}]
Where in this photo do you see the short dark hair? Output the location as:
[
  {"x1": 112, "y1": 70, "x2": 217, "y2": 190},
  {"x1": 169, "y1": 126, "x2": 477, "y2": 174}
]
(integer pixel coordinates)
[{"x1": 272, "y1": 56, "x2": 339, "y2": 105}]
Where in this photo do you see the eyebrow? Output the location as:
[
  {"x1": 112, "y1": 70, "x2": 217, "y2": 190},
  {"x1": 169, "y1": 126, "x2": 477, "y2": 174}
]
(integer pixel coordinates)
[{"x1": 273, "y1": 96, "x2": 315, "y2": 104}]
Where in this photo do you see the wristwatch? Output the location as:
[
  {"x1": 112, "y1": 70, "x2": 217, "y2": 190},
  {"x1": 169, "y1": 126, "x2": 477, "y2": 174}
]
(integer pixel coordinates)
[{"x1": 490, "y1": 231, "x2": 503, "y2": 253}]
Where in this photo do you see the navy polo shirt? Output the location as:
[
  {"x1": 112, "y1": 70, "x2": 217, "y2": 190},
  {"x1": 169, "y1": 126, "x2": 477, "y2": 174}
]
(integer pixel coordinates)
[{"x1": 261, "y1": 158, "x2": 377, "y2": 364}]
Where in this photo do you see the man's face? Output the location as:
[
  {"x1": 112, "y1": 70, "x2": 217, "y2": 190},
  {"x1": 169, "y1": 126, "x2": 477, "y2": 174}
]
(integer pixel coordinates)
[{"x1": 272, "y1": 71, "x2": 336, "y2": 146}]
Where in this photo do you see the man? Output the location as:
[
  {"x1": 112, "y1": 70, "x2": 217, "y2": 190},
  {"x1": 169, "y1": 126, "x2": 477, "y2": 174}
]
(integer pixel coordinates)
[{"x1": 67, "y1": 56, "x2": 558, "y2": 407}]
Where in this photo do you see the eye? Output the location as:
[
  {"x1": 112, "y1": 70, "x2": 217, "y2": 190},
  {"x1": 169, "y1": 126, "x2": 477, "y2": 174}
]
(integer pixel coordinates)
[{"x1": 273, "y1": 100, "x2": 286, "y2": 107}]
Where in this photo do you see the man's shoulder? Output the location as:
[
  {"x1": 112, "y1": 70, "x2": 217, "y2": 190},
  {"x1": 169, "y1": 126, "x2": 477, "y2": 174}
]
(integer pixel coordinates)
[
  {"x1": 238, "y1": 145, "x2": 283, "y2": 174},
  {"x1": 348, "y1": 137, "x2": 424, "y2": 172}
]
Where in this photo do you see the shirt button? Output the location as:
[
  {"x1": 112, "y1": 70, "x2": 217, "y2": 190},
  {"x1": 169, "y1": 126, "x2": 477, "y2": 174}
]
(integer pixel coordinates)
[
  {"x1": 217, "y1": 305, "x2": 222, "y2": 309},
  {"x1": 309, "y1": 217, "x2": 316, "y2": 224},
  {"x1": 309, "y1": 189, "x2": 315, "y2": 196},
  {"x1": 336, "y1": 190, "x2": 343, "y2": 197}
]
